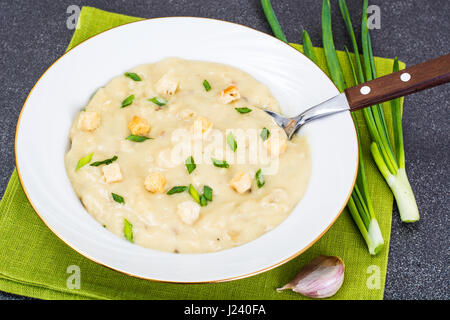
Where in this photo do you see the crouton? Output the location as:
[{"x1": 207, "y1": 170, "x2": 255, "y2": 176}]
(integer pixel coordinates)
[
  {"x1": 264, "y1": 136, "x2": 287, "y2": 157},
  {"x1": 78, "y1": 111, "x2": 100, "y2": 131},
  {"x1": 176, "y1": 201, "x2": 200, "y2": 225},
  {"x1": 229, "y1": 171, "x2": 252, "y2": 193},
  {"x1": 128, "y1": 116, "x2": 150, "y2": 136},
  {"x1": 219, "y1": 85, "x2": 240, "y2": 104},
  {"x1": 144, "y1": 172, "x2": 166, "y2": 193},
  {"x1": 155, "y1": 74, "x2": 178, "y2": 97},
  {"x1": 190, "y1": 116, "x2": 213, "y2": 135},
  {"x1": 102, "y1": 163, "x2": 122, "y2": 183}
]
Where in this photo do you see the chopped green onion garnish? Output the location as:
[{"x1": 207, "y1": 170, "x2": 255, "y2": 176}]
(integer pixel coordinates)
[
  {"x1": 126, "y1": 135, "x2": 150, "y2": 142},
  {"x1": 255, "y1": 169, "x2": 265, "y2": 188},
  {"x1": 260, "y1": 127, "x2": 270, "y2": 141},
  {"x1": 200, "y1": 194, "x2": 207, "y2": 207},
  {"x1": 203, "y1": 79, "x2": 211, "y2": 91},
  {"x1": 124, "y1": 72, "x2": 141, "y2": 81},
  {"x1": 185, "y1": 156, "x2": 196, "y2": 174},
  {"x1": 75, "y1": 153, "x2": 93, "y2": 171},
  {"x1": 123, "y1": 219, "x2": 133, "y2": 242},
  {"x1": 211, "y1": 158, "x2": 229, "y2": 168},
  {"x1": 188, "y1": 184, "x2": 201, "y2": 204},
  {"x1": 167, "y1": 186, "x2": 187, "y2": 195},
  {"x1": 90, "y1": 155, "x2": 118, "y2": 167},
  {"x1": 148, "y1": 97, "x2": 168, "y2": 107},
  {"x1": 235, "y1": 107, "x2": 252, "y2": 114},
  {"x1": 227, "y1": 132, "x2": 237, "y2": 152},
  {"x1": 112, "y1": 193, "x2": 125, "y2": 204},
  {"x1": 203, "y1": 186, "x2": 213, "y2": 201},
  {"x1": 121, "y1": 94, "x2": 135, "y2": 108}
]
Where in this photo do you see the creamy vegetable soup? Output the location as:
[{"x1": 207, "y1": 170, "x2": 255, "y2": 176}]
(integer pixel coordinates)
[{"x1": 65, "y1": 58, "x2": 311, "y2": 253}]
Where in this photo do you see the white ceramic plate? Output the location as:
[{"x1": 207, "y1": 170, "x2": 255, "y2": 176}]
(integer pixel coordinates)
[{"x1": 15, "y1": 17, "x2": 358, "y2": 283}]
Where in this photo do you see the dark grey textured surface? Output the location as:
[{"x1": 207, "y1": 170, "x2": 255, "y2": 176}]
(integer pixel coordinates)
[{"x1": 0, "y1": 0, "x2": 448, "y2": 300}]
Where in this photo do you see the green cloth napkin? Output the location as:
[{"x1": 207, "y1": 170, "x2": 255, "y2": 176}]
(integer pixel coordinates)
[{"x1": 0, "y1": 7, "x2": 404, "y2": 300}]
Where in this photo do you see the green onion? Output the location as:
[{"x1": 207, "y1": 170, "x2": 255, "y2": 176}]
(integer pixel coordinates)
[
  {"x1": 363, "y1": 0, "x2": 415, "y2": 215},
  {"x1": 123, "y1": 219, "x2": 133, "y2": 242},
  {"x1": 112, "y1": 193, "x2": 124, "y2": 204},
  {"x1": 203, "y1": 186, "x2": 213, "y2": 201},
  {"x1": 203, "y1": 80, "x2": 211, "y2": 91},
  {"x1": 121, "y1": 94, "x2": 135, "y2": 108},
  {"x1": 188, "y1": 184, "x2": 201, "y2": 204},
  {"x1": 338, "y1": 0, "x2": 365, "y2": 84},
  {"x1": 255, "y1": 169, "x2": 265, "y2": 188},
  {"x1": 356, "y1": 0, "x2": 418, "y2": 222},
  {"x1": 126, "y1": 135, "x2": 150, "y2": 142},
  {"x1": 211, "y1": 158, "x2": 229, "y2": 168},
  {"x1": 322, "y1": 0, "x2": 384, "y2": 254},
  {"x1": 75, "y1": 153, "x2": 93, "y2": 171},
  {"x1": 322, "y1": 0, "x2": 346, "y2": 92},
  {"x1": 235, "y1": 107, "x2": 252, "y2": 114},
  {"x1": 391, "y1": 58, "x2": 405, "y2": 167},
  {"x1": 302, "y1": 30, "x2": 318, "y2": 64},
  {"x1": 148, "y1": 97, "x2": 168, "y2": 107},
  {"x1": 90, "y1": 155, "x2": 118, "y2": 167},
  {"x1": 167, "y1": 186, "x2": 187, "y2": 195},
  {"x1": 344, "y1": 46, "x2": 358, "y2": 82},
  {"x1": 260, "y1": 127, "x2": 270, "y2": 141},
  {"x1": 200, "y1": 195, "x2": 207, "y2": 207},
  {"x1": 227, "y1": 132, "x2": 237, "y2": 152},
  {"x1": 261, "y1": 0, "x2": 288, "y2": 43},
  {"x1": 185, "y1": 156, "x2": 196, "y2": 174},
  {"x1": 124, "y1": 72, "x2": 141, "y2": 81}
]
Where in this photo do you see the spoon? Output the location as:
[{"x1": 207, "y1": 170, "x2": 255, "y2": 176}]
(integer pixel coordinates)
[{"x1": 265, "y1": 53, "x2": 450, "y2": 139}]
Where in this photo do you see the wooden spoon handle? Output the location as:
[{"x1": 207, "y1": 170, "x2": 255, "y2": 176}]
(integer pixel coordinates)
[{"x1": 345, "y1": 53, "x2": 450, "y2": 111}]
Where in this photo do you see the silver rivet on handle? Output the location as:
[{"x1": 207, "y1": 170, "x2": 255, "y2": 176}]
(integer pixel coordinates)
[
  {"x1": 360, "y1": 86, "x2": 371, "y2": 95},
  {"x1": 400, "y1": 72, "x2": 411, "y2": 82}
]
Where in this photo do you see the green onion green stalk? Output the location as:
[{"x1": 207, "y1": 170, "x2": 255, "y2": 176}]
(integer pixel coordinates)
[
  {"x1": 301, "y1": 30, "x2": 317, "y2": 64},
  {"x1": 321, "y1": 0, "x2": 383, "y2": 254},
  {"x1": 339, "y1": 0, "x2": 419, "y2": 222},
  {"x1": 261, "y1": 0, "x2": 288, "y2": 43}
]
